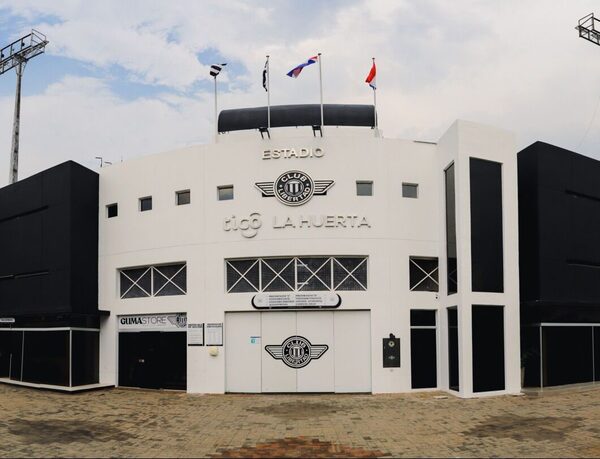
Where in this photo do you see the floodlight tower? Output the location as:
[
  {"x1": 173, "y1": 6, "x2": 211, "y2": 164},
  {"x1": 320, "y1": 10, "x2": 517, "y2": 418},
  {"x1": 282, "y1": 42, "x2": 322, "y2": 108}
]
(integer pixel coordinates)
[
  {"x1": 577, "y1": 13, "x2": 600, "y2": 46},
  {"x1": 0, "y1": 30, "x2": 48, "y2": 184}
]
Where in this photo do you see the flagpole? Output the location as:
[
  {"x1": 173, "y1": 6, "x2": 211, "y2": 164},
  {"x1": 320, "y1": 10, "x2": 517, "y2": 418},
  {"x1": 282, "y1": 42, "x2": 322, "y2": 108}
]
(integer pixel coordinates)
[
  {"x1": 266, "y1": 55, "x2": 271, "y2": 130},
  {"x1": 318, "y1": 52, "x2": 324, "y2": 129},
  {"x1": 214, "y1": 75, "x2": 218, "y2": 140},
  {"x1": 372, "y1": 57, "x2": 377, "y2": 129}
]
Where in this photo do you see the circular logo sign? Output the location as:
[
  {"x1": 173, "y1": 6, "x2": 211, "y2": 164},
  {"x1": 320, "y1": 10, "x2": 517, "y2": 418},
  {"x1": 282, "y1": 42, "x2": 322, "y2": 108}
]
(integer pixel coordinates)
[
  {"x1": 274, "y1": 170, "x2": 314, "y2": 206},
  {"x1": 281, "y1": 336, "x2": 312, "y2": 368}
]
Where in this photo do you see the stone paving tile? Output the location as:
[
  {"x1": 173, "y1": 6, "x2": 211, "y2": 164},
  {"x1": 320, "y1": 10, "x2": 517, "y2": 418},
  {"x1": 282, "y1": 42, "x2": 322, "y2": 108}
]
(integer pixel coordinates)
[{"x1": 0, "y1": 384, "x2": 599, "y2": 457}]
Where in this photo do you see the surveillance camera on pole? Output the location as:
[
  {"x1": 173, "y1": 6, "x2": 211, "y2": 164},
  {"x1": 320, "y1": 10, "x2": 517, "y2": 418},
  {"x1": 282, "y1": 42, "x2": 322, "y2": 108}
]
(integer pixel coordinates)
[{"x1": 0, "y1": 30, "x2": 48, "y2": 184}]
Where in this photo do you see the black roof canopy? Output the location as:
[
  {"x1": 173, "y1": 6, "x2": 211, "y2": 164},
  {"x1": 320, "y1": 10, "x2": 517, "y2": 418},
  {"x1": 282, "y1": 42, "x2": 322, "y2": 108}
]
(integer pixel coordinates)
[{"x1": 218, "y1": 104, "x2": 376, "y2": 133}]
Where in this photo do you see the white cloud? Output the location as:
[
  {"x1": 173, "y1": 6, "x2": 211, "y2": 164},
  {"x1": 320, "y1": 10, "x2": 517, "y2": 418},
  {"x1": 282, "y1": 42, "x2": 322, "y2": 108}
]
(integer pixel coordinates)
[
  {"x1": 0, "y1": 76, "x2": 212, "y2": 186},
  {"x1": 2, "y1": 0, "x2": 600, "y2": 186}
]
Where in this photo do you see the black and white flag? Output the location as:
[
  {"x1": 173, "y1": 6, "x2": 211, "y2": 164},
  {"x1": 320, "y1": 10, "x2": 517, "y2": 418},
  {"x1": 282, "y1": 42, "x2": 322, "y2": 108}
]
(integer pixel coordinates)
[
  {"x1": 210, "y1": 63, "x2": 227, "y2": 77},
  {"x1": 262, "y1": 59, "x2": 268, "y2": 92}
]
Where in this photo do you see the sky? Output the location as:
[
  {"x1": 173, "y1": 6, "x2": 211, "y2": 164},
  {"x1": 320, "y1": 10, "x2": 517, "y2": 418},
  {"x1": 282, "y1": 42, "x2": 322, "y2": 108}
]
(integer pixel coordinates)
[{"x1": 2, "y1": 0, "x2": 600, "y2": 186}]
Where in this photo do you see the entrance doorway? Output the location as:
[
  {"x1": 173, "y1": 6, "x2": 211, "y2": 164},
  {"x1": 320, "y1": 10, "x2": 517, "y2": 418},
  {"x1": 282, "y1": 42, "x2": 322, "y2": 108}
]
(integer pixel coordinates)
[
  {"x1": 225, "y1": 310, "x2": 371, "y2": 393},
  {"x1": 118, "y1": 332, "x2": 186, "y2": 390}
]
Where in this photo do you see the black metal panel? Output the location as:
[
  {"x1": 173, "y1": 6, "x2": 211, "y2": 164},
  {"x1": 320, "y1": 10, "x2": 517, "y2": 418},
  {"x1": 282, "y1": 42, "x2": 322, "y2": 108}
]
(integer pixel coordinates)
[
  {"x1": 470, "y1": 158, "x2": 504, "y2": 293},
  {"x1": 518, "y1": 142, "x2": 600, "y2": 316},
  {"x1": 0, "y1": 161, "x2": 99, "y2": 319},
  {"x1": 218, "y1": 104, "x2": 375, "y2": 132}
]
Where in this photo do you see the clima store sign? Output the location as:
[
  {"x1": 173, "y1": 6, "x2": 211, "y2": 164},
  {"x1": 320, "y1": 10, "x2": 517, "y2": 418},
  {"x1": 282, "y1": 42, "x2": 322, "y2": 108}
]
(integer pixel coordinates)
[{"x1": 118, "y1": 313, "x2": 187, "y2": 331}]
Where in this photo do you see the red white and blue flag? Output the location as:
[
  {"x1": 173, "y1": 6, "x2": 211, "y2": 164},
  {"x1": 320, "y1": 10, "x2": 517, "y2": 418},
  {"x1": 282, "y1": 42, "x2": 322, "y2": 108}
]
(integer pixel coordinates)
[
  {"x1": 365, "y1": 61, "x2": 376, "y2": 90},
  {"x1": 286, "y1": 55, "x2": 318, "y2": 78}
]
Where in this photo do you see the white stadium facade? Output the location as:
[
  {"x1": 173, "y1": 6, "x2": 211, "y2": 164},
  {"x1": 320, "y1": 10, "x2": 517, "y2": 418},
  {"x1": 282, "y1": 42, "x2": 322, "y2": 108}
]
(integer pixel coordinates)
[
  {"x1": 2, "y1": 104, "x2": 598, "y2": 396},
  {"x1": 97, "y1": 104, "x2": 519, "y2": 397}
]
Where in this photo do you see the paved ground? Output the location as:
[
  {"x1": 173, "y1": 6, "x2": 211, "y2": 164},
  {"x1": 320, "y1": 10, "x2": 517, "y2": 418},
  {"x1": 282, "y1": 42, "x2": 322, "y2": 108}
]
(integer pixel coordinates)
[{"x1": 0, "y1": 384, "x2": 599, "y2": 458}]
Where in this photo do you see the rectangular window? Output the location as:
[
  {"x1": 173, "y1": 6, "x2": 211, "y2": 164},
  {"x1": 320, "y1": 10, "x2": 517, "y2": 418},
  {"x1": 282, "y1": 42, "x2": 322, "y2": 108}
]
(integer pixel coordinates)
[
  {"x1": 218, "y1": 185, "x2": 234, "y2": 201},
  {"x1": 356, "y1": 181, "x2": 373, "y2": 196},
  {"x1": 119, "y1": 263, "x2": 186, "y2": 299},
  {"x1": 22, "y1": 330, "x2": 70, "y2": 386},
  {"x1": 107, "y1": 203, "x2": 118, "y2": 218},
  {"x1": 402, "y1": 183, "x2": 418, "y2": 198},
  {"x1": 472, "y1": 305, "x2": 505, "y2": 392},
  {"x1": 226, "y1": 256, "x2": 368, "y2": 293},
  {"x1": 153, "y1": 264, "x2": 187, "y2": 296},
  {"x1": 470, "y1": 158, "x2": 504, "y2": 293},
  {"x1": 445, "y1": 164, "x2": 457, "y2": 294},
  {"x1": 409, "y1": 257, "x2": 439, "y2": 292},
  {"x1": 410, "y1": 310, "x2": 437, "y2": 389},
  {"x1": 0, "y1": 329, "x2": 99, "y2": 387},
  {"x1": 139, "y1": 196, "x2": 152, "y2": 212},
  {"x1": 410, "y1": 310, "x2": 436, "y2": 327},
  {"x1": 176, "y1": 190, "x2": 191, "y2": 206},
  {"x1": 447, "y1": 307, "x2": 459, "y2": 391}
]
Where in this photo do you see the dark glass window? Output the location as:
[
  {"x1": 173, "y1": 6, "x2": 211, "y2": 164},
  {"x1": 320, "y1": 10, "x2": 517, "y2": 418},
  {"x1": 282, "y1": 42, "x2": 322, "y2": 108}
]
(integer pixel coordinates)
[
  {"x1": 542, "y1": 326, "x2": 594, "y2": 387},
  {"x1": 107, "y1": 203, "x2": 118, "y2": 218},
  {"x1": 356, "y1": 181, "x2": 373, "y2": 196},
  {"x1": 22, "y1": 330, "x2": 70, "y2": 386},
  {"x1": 409, "y1": 257, "x2": 439, "y2": 292},
  {"x1": 445, "y1": 164, "x2": 458, "y2": 294},
  {"x1": 0, "y1": 331, "x2": 22, "y2": 380},
  {"x1": 447, "y1": 307, "x2": 459, "y2": 391},
  {"x1": 402, "y1": 183, "x2": 418, "y2": 198},
  {"x1": 410, "y1": 310, "x2": 436, "y2": 327},
  {"x1": 139, "y1": 196, "x2": 152, "y2": 212},
  {"x1": 472, "y1": 305, "x2": 505, "y2": 392},
  {"x1": 71, "y1": 331, "x2": 99, "y2": 386},
  {"x1": 297, "y1": 257, "x2": 331, "y2": 291},
  {"x1": 411, "y1": 310, "x2": 437, "y2": 389},
  {"x1": 120, "y1": 264, "x2": 187, "y2": 298},
  {"x1": 154, "y1": 264, "x2": 187, "y2": 296},
  {"x1": 218, "y1": 185, "x2": 234, "y2": 201},
  {"x1": 225, "y1": 256, "x2": 368, "y2": 293},
  {"x1": 470, "y1": 158, "x2": 504, "y2": 292},
  {"x1": 226, "y1": 259, "x2": 260, "y2": 293},
  {"x1": 262, "y1": 258, "x2": 295, "y2": 292},
  {"x1": 176, "y1": 190, "x2": 191, "y2": 205},
  {"x1": 120, "y1": 267, "x2": 152, "y2": 298},
  {"x1": 334, "y1": 257, "x2": 368, "y2": 290}
]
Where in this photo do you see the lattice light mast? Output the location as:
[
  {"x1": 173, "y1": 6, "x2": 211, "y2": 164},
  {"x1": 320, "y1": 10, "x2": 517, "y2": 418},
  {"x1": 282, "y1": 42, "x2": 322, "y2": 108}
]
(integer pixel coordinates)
[
  {"x1": 0, "y1": 30, "x2": 48, "y2": 184},
  {"x1": 577, "y1": 13, "x2": 600, "y2": 47}
]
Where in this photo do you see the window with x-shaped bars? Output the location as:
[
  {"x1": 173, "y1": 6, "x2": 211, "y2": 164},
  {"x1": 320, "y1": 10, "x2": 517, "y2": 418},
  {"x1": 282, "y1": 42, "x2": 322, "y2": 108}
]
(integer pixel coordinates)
[
  {"x1": 120, "y1": 263, "x2": 187, "y2": 299},
  {"x1": 226, "y1": 256, "x2": 368, "y2": 293},
  {"x1": 409, "y1": 257, "x2": 439, "y2": 292}
]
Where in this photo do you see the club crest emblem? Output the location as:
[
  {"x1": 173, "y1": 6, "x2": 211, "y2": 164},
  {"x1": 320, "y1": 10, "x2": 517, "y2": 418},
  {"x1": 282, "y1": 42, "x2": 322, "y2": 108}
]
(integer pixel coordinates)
[
  {"x1": 265, "y1": 335, "x2": 329, "y2": 369},
  {"x1": 255, "y1": 170, "x2": 334, "y2": 206},
  {"x1": 167, "y1": 314, "x2": 187, "y2": 328}
]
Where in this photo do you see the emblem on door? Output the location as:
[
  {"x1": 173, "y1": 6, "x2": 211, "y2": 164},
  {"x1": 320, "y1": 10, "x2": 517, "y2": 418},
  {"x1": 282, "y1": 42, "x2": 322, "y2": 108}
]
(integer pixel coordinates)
[{"x1": 265, "y1": 335, "x2": 329, "y2": 369}]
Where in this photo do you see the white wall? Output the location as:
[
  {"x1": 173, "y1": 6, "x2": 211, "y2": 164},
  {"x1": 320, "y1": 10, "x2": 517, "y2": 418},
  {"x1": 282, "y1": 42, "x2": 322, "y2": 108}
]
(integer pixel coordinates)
[{"x1": 98, "y1": 122, "x2": 520, "y2": 397}]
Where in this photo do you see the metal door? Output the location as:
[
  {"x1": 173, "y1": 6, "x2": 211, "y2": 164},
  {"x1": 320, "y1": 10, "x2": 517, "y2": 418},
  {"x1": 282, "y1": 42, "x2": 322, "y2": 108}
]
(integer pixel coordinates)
[
  {"x1": 261, "y1": 312, "x2": 297, "y2": 392},
  {"x1": 296, "y1": 311, "x2": 334, "y2": 392},
  {"x1": 225, "y1": 312, "x2": 262, "y2": 392},
  {"x1": 118, "y1": 332, "x2": 161, "y2": 389}
]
